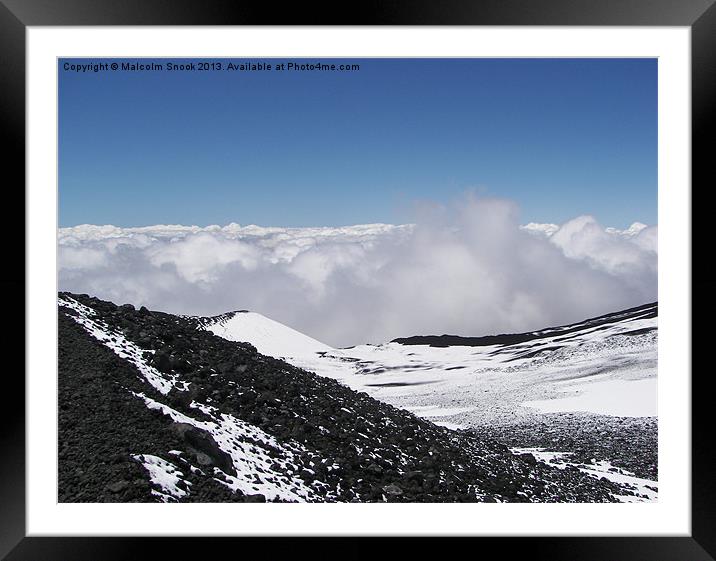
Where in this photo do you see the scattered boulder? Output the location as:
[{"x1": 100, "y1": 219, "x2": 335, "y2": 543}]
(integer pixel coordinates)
[
  {"x1": 365, "y1": 463, "x2": 383, "y2": 476},
  {"x1": 170, "y1": 422, "x2": 236, "y2": 476},
  {"x1": 107, "y1": 480, "x2": 129, "y2": 493},
  {"x1": 382, "y1": 484, "x2": 403, "y2": 496},
  {"x1": 151, "y1": 352, "x2": 172, "y2": 373}
]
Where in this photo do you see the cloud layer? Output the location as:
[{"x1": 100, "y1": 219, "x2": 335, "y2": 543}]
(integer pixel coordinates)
[{"x1": 59, "y1": 196, "x2": 657, "y2": 347}]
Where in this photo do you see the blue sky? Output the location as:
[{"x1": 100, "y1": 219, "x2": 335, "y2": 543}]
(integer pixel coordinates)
[{"x1": 59, "y1": 58, "x2": 657, "y2": 229}]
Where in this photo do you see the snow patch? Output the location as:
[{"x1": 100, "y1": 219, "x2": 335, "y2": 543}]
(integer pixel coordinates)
[
  {"x1": 511, "y1": 447, "x2": 657, "y2": 502},
  {"x1": 521, "y1": 378, "x2": 657, "y2": 417},
  {"x1": 132, "y1": 454, "x2": 190, "y2": 501}
]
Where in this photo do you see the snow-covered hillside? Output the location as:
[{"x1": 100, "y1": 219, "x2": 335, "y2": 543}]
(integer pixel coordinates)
[
  {"x1": 194, "y1": 302, "x2": 658, "y2": 500},
  {"x1": 198, "y1": 303, "x2": 657, "y2": 430},
  {"x1": 200, "y1": 311, "x2": 332, "y2": 359}
]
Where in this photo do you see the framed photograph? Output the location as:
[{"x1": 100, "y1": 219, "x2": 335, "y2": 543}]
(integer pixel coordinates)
[{"x1": 4, "y1": 1, "x2": 711, "y2": 559}]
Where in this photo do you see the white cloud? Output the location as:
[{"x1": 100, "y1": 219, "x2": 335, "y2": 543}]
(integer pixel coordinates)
[
  {"x1": 58, "y1": 195, "x2": 657, "y2": 347},
  {"x1": 145, "y1": 233, "x2": 261, "y2": 284}
]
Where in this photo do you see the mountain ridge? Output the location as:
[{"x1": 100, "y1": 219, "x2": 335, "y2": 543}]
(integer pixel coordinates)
[{"x1": 392, "y1": 302, "x2": 657, "y2": 347}]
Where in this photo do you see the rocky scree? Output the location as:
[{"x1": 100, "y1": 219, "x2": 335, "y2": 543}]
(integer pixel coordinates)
[{"x1": 59, "y1": 292, "x2": 637, "y2": 503}]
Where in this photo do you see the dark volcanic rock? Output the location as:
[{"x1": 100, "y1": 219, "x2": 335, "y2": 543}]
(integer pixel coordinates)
[
  {"x1": 170, "y1": 422, "x2": 236, "y2": 476},
  {"x1": 150, "y1": 352, "x2": 172, "y2": 373}
]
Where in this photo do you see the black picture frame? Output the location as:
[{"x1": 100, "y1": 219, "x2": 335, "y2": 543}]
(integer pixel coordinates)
[{"x1": 3, "y1": 1, "x2": 711, "y2": 559}]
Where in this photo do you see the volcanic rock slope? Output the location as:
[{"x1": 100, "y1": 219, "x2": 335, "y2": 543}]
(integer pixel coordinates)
[{"x1": 58, "y1": 292, "x2": 632, "y2": 503}]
